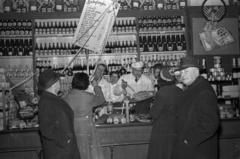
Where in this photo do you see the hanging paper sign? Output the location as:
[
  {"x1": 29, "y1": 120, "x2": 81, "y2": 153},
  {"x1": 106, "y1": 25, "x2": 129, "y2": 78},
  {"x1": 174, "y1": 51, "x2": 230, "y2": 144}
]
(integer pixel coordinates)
[{"x1": 72, "y1": 0, "x2": 120, "y2": 54}]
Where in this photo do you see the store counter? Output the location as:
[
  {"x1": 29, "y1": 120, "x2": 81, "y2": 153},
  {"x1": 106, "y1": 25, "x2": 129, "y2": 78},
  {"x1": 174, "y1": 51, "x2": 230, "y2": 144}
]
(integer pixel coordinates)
[{"x1": 0, "y1": 119, "x2": 240, "y2": 159}]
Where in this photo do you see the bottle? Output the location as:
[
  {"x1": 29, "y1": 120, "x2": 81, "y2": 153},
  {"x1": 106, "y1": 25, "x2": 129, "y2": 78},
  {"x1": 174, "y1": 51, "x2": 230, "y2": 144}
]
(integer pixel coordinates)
[
  {"x1": 201, "y1": 59, "x2": 207, "y2": 79},
  {"x1": 181, "y1": 34, "x2": 186, "y2": 50},
  {"x1": 148, "y1": 36, "x2": 154, "y2": 52},
  {"x1": 132, "y1": 0, "x2": 140, "y2": 10},
  {"x1": 3, "y1": 0, "x2": 13, "y2": 13},
  {"x1": 143, "y1": 0, "x2": 150, "y2": 10},
  {"x1": 28, "y1": 39, "x2": 33, "y2": 56},
  {"x1": 179, "y1": 0, "x2": 186, "y2": 9},
  {"x1": 55, "y1": 0, "x2": 63, "y2": 12},
  {"x1": 105, "y1": 42, "x2": 111, "y2": 53},
  {"x1": 156, "y1": 0, "x2": 164, "y2": 10},
  {"x1": 166, "y1": 0, "x2": 172, "y2": 10},
  {"x1": 133, "y1": 40, "x2": 137, "y2": 53},
  {"x1": 41, "y1": 0, "x2": 48, "y2": 12},
  {"x1": 172, "y1": 0, "x2": 177, "y2": 9},
  {"x1": 232, "y1": 58, "x2": 238, "y2": 81},
  {"x1": 47, "y1": 0, "x2": 52, "y2": 12},
  {"x1": 29, "y1": 0, "x2": 38, "y2": 12}
]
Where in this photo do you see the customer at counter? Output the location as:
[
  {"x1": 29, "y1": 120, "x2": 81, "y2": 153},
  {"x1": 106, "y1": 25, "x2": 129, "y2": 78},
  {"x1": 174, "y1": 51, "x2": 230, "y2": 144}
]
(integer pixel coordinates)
[
  {"x1": 147, "y1": 67, "x2": 183, "y2": 159},
  {"x1": 87, "y1": 61, "x2": 110, "y2": 101},
  {"x1": 149, "y1": 63, "x2": 164, "y2": 92},
  {"x1": 172, "y1": 57, "x2": 219, "y2": 159},
  {"x1": 108, "y1": 71, "x2": 124, "y2": 105},
  {"x1": 64, "y1": 73, "x2": 105, "y2": 159},
  {"x1": 113, "y1": 61, "x2": 154, "y2": 114},
  {"x1": 38, "y1": 69, "x2": 80, "y2": 159}
]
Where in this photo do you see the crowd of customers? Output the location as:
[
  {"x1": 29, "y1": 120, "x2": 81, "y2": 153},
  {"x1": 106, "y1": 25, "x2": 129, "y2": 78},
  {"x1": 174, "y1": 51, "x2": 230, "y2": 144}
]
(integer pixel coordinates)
[{"x1": 37, "y1": 56, "x2": 219, "y2": 159}]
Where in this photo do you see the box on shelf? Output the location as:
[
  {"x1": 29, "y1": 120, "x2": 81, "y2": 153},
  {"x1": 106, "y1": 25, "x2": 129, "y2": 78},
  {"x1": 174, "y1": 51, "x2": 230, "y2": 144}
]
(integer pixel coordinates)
[
  {"x1": 222, "y1": 85, "x2": 239, "y2": 92},
  {"x1": 222, "y1": 91, "x2": 239, "y2": 98}
]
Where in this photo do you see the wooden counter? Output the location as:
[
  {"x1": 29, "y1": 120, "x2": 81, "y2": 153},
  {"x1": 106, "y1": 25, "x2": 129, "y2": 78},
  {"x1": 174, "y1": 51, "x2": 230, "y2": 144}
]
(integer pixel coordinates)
[{"x1": 0, "y1": 119, "x2": 240, "y2": 159}]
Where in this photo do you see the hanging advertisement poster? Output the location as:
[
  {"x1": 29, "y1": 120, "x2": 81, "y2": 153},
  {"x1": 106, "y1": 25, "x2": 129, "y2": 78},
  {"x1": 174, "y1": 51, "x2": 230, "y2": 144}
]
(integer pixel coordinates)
[{"x1": 72, "y1": 0, "x2": 120, "y2": 54}]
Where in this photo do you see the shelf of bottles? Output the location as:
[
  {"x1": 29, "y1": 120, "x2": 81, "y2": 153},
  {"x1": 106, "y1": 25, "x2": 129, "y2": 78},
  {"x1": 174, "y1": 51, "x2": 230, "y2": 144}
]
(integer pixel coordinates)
[
  {"x1": 138, "y1": 15, "x2": 186, "y2": 55},
  {"x1": 0, "y1": 19, "x2": 32, "y2": 36},
  {"x1": 0, "y1": 18, "x2": 33, "y2": 57},
  {"x1": 35, "y1": 18, "x2": 79, "y2": 57},
  {"x1": 119, "y1": 0, "x2": 187, "y2": 11},
  {"x1": 0, "y1": 38, "x2": 33, "y2": 57},
  {"x1": 105, "y1": 17, "x2": 138, "y2": 54},
  {"x1": 1, "y1": 0, "x2": 83, "y2": 13},
  {"x1": 141, "y1": 53, "x2": 185, "y2": 74},
  {"x1": 35, "y1": 18, "x2": 78, "y2": 37}
]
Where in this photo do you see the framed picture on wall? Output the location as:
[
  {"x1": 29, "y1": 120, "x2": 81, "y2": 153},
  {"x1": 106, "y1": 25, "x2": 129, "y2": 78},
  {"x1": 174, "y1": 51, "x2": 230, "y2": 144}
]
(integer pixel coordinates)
[{"x1": 192, "y1": 18, "x2": 239, "y2": 55}]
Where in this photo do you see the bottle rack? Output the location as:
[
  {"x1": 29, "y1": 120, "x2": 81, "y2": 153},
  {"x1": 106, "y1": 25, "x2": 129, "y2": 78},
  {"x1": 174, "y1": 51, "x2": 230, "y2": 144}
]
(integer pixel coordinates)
[{"x1": 0, "y1": 19, "x2": 32, "y2": 36}]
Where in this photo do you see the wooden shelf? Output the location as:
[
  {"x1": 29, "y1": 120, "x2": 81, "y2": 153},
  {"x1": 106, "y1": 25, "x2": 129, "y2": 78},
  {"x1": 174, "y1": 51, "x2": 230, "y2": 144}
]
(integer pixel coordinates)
[
  {"x1": 110, "y1": 31, "x2": 137, "y2": 36},
  {"x1": 35, "y1": 33, "x2": 74, "y2": 38},
  {"x1": 140, "y1": 51, "x2": 186, "y2": 55},
  {"x1": 0, "y1": 35, "x2": 32, "y2": 38},
  {"x1": 36, "y1": 52, "x2": 137, "y2": 58},
  {"x1": 0, "y1": 9, "x2": 186, "y2": 20},
  {"x1": 139, "y1": 30, "x2": 185, "y2": 35},
  {"x1": 0, "y1": 56, "x2": 32, "y2": 59}
]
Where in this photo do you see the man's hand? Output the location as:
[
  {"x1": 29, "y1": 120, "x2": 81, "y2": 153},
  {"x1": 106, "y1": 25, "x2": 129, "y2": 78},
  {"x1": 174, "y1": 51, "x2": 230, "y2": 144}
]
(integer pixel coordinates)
[
  {"x1": 92, "y1": 79, "x2": 98, "y2": 87},
  {"x1": 121, "y1": 80, "x2": 128, "y2": 90}
]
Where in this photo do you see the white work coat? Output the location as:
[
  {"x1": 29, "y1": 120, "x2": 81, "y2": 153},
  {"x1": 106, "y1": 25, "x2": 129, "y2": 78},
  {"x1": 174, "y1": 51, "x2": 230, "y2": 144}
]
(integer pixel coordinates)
[{"x1": 113, "y1": 73, "x2": 154, "y2": 97}]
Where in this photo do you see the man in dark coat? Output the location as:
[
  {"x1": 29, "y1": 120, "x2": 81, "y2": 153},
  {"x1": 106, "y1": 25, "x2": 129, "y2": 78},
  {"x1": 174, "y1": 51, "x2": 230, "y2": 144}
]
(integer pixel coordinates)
[
  {"x1": 38, "y1": 69, "x2": 81, "y2": 159},
  {"x1": 172, "y1": 57, "x2": 219, "y2": 159}
]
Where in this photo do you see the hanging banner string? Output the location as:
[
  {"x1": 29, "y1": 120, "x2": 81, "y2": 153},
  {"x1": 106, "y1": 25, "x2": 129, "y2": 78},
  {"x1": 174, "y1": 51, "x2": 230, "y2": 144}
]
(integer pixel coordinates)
[
  {"x1": 8, "y1": 1, "x2": 118, "y2": 91},
  {"x1": 61, "y1": 1, "x2": 117, "y2": 74}
]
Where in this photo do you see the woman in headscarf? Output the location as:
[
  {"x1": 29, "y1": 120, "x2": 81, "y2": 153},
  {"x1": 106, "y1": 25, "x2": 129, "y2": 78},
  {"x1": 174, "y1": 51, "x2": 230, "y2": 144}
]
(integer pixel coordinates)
[{"x1": 147, "y1": 67, "x2": 183, "y2": 159}]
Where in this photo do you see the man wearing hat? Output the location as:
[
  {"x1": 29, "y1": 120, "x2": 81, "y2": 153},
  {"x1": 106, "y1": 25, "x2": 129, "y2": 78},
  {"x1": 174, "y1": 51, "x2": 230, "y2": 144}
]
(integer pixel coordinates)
[
  {"x1": 38, "y1": 69, "x2": 81, "y2": 159},
  {"x1": 113, "y1": 61, "x2": 154, "y2": 114},
  {"x1": 172, "y1": 56, "x2": 219, "y2": 159}
]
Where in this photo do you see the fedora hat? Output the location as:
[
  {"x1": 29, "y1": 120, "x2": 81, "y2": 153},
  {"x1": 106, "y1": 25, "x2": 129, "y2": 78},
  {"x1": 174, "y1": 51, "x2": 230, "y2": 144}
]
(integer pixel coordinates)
[
  {"x1": 38, "y1": 69, "x2": 61, "y2": 91},
  {"x1": 176, "y1": 56, "x2": 202, "y2": 71}
]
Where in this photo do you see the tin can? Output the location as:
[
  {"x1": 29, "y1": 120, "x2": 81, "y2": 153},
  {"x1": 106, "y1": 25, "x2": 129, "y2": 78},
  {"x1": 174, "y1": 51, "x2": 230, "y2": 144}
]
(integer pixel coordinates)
[
  {"x1": 214, "y1": 64, "x2": 221, "y2": 68},
  {"x1": 216, "y1": 68, "x2": 224, "y2": 72},
  {"x1": 212, "y1": 71, "x2": 219, "y2": 77},
  {"x1": 216, "y1": 76, "x2": 221, "y2": 81},
  {"x1": 220, "y1": 71, "x2": 225, "y2": 77},
  {"x1": 209, "y1": 68, "x2": 215, "y2": 73}
]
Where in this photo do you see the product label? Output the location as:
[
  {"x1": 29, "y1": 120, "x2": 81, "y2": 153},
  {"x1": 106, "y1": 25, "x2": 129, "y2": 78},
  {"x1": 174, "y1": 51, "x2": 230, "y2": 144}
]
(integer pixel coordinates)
[
  {"x1": 133, "y1": 2, "x2": 139, "y2": 7},
  {"x1": 56, "y1": 5, "x2": 62, "y2": 10},
  {"x1": 180, "y1": 2, "x2": 185, "y2": 7},
  {"x1": 4, "y1": 7, "x2": 10, "y2": 12},
  {"x1": 157, "y1": 3, "x2": 163, "y2": 9},
  {"x1": 31, "y1": 6, "x2": 37, "y2": 11}
]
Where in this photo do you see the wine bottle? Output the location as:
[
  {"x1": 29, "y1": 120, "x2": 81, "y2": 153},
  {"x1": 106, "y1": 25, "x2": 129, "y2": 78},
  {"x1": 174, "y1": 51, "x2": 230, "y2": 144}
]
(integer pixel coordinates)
[
  {"x1": 179, "y1": 0, "x2": 186, "y2": 9},
  {"x1": 201, "y1": 59, "x2": 207, "y2": 79},
  {"x1": 47, "y1": 1, "x2": 52, "y2": 12},
  {"x1": 56, "y1": 43, "x2": 60, "y2": 55},
  {"x1": 132, "y1": 0, "x2": 140, "y2": 10},
  {"x1": 41, "y1": 0, "x2": 48, "y2": 12},
  {"x1": 133, "y1": 40, "x2": 137, "y2": 53},
  {"x1": 55, "y1": 0, "x2": 63, "y2": 12},
  {"x1": 148, "y1": 36, "x2": 154, "y2": 52},
  {"x1": 181, "y1": 34, "x2": 186, "y2": 50},
  {"x1": 3, "y1": 0, "x2": 13, "y2": 13},
  {"x1": 29, "y1": 0, "x2": 38, "y2": 12},
  {"x1": 155, "y1": 0, "x2": 164, "y2": 10},
  {"x1": 28, "y1": 39, "x2": 33, "y2": 56}
]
